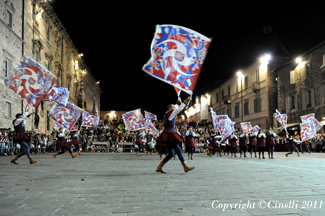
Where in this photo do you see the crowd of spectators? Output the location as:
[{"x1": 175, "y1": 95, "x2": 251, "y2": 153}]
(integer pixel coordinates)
[{"x1": 1, "y1": 119, "x2": 325, "y2": 156}]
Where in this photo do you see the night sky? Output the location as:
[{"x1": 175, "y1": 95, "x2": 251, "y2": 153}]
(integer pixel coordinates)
[{"x1": 50, "y1": 1, "x2": 325, "y2": 119}]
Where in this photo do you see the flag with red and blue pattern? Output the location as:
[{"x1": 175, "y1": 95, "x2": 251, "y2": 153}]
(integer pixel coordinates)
[
  {"x1": 144, "y1": 111, "x2": 157, "y2": 121},
  {"x1": 275, "y1": 109, "x2": 287, "y2": 130},
  {"x1": 81, "y1": 111, "x2": 99, "y2": 127},
  {"x1": 300, "y1": 121, "x2": 316, "y2": 141},
  {"x1": 122, "y1": 109, "x2": 145, "y2": 131},
  {"x1": 240, "y1": 122, "x2": 252, "y2": 133},
  {"x1": 43, "y1": 85, "x2": 69, "y2": 106},
  {"x1": 4, "y1": 56, "x2": 56, "y2": 109},
  {"x1": 48, "y1": 101, "x2": 83, "y2": 131},
  {"x1": 143, "y1": 25, "x2": 211, "y2": 95},
  {"x1": 301, "y1": 113, "x2": 322, "y2": 132},
  {"x1": 144, "y1": 118, "x2": 159, "y2": 136}
]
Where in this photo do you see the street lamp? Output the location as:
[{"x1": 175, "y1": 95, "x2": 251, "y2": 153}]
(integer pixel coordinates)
[{"x1": 237, "y1": 71, "x2": 243, "y2": 122}]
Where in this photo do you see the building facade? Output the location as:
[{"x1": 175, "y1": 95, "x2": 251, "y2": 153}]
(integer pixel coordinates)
[
  {"x1": 0, "y1": 0, "x2": 101, "y2": 133},
  {"x1": 186, "y1": 55, "x2": 290, "y2": 130},
  {"x1": 275, "y1": 42, "x2": 325, "y2": 134}
]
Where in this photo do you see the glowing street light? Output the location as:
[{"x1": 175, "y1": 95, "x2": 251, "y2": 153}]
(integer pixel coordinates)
[{"x1": 295, "y1": 57, "x2": 302, "y2": 63}]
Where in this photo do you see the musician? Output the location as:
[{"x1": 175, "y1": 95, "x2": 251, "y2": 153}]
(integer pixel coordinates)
[
  {"x1": 301, "y1": 140, "x2": 311, "y2": 154},
  {"x1": 285, "y1": 135, "x2": 300, "y2": 157},
  {"x1": 239, "y1": 130, "x2": 248, "y2": 157},
  {"x1": 257, "y1": 130, "x2": 266, "y2": 159},
  {"x1": 52, "y1": 128, "x2": 77, "y2": 158},
  {"x1": 266, "y1": 127, "x2": 277, "y2": 159},
  {"x1": 155, "y1": 96, "x2": 195, "y2": 173},
  {"x1": 185, "y1": 127, "x2": 196, "y2": 160},
  {"x1": 10, "y1": 106, "x2": 37, "y2": 165},
  {"x1": 230, "y1": 132, "x2": 238, "y2": 157},
  {"x1": 145, "y1": 131, "x2": 154, "y2": 155},
  {"x1": 249, "y1": 129, "x2": 258, "y2": 158},
  {"x1": 135, "y1": 130, "x2": 145, "y2": 156}
]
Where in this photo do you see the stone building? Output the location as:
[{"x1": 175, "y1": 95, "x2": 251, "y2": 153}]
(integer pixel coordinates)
[
  {"x1": 274, "y1": 41, "x2": 325, "y2": 134},
  {"x1": 0, "y1": 0, "x2": 101, "y2": 133},
  {"x1": 186, "y1": 55, "x2": 289, "y2": 130}
]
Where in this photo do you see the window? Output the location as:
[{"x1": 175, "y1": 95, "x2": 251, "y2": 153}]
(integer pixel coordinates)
[
  {"x1": 227, "y1": 106, "x2": 231, "y2": 118},
  {"x1": 290, "y1": 70, "x2": 295, "y2": 84},
  {"x1": 5, "y1": 58, "x2": 11, "y2": 77},
  {"x1": 6, "y1": 10, "x2": 12, "y2": 28},
  {"x1": 5, "y1": 102, "x2": 12, "y2": 118},
  {"x1": 256, "y1": 69, "x2": 259, "y2": 82},
  {"x1": 244, "y1": 76, "x2": 248, "y2": 89},
  {"x1": 244, "y1": 99, "x2": 249, "y2": 115},
  {"x1": 254, "y1": 98, "x2": 261, "y2": 113},
  {"x1": 235, "y1": 103, "x2": 240, "y2": 118}
]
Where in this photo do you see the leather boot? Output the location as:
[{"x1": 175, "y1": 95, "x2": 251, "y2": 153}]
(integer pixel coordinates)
[
  {"x1": 160, "y1": 154, "x2": 162, "y2": 160},
  {"x1": 255, "y1": 152, "x2": 257, "y2": 158},
  {"x1": 71, "y1": 152, "x2": 77, "y2": 158},
  {"x1": 308, "y1": 151, "x2": 311, "y2": 154},
  {"x1": 250, "y1": 152, "x2": 252, "y2": 157},
  {"x1": 10, "y1": 156, "x2": 19, "y2": 165},
  {"x1": 259, "y1": 153, "x2": 261, "y2": 159},
  {"x1": 285, "y1": 153, "x2": 289, "y2": 157},
  {"x1": 268, "y1": 154, "x2": 270, "y2": 159},
  {"x1": 262, "y1": 153, "x2": 265, "y2": 159},
  {"x1": 181, "y1": 162, "x2": 195, "y2": 173},
  {"x1": 78, "y1": 151, "x2": 82, "y2": 155},
  {"x1": 188, "y1": 155, "x2": 190, "y2": 160},
  {"x1": 191, "y1": 154, "x2": 193, "y2": 160},
  {"x1": 271, "y1": 153, "x2": 274, "y2": 159},
  {"x1": 136, "y1": 151, "x2": 141, "y2": 156},
  {"x1": 150, "y1": 150, "x2": 152, "y2": 155},
  {"x1": 28, "y1": 156, "x2": 37, "y2": 164},
  {"x1": 297, "y1": 153, "x2": 300, "y2": 157},
  {"x1": 53, "y1": 153, "x2": 59, "y2": 158},
  {"x1": 244, "y1": 152, "x2": 246, "y2": 157},
  {"x1": 156, "y1": 161, "x2": 167, "y2": 173}
]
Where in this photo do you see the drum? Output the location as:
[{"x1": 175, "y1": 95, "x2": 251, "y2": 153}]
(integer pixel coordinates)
[{"x1": 148, "y1": 141, "x2": 155, "y2": 150}]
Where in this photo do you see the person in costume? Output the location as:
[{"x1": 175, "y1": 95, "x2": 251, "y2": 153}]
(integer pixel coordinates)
[
  {"x1": 145, "y1": 131, "x2": 154, "y2": 155},
  {"x1": 207, "y1": 130, "x2": 218, "y2": 157},
  {"x1": 285, "y1": 135, "x2": 301, "y2": 157},
  {"x1": 239, "y1": 130, "x2": 248, "y2": 157},
  {"x1": 69, "y1": 130, "x2": 82, "y2": 155},
  {"x1": 135, "y1": 130, "x2": 145, "y2": 156},
  {"x1": 249, "y1": 129, "x2": 258, "y2": 158},
  {"x1": 155, "y1": 97, "x2": 194, "y2": 173},
  {"x1": 185, "y1": 127, "x2": 196, "y2": 160},
  {"x1": 53, "y1": 128, "x2": 77, "y2": 158},
  {"x1": 257, "y1": 130, "x2": 266, "y2": 159},
  {"x1": 230, "y1": 132, "x2": 238, "y2": 157},
  {"x1": 301, "y1": 140, "x2": 311, "y2": 154},
  {"x1": 10, "y1": 106, "x2": 37, "y2": 165},
  {"x1": 266, "y1": 127, "x2": 277, "y2": 159}
]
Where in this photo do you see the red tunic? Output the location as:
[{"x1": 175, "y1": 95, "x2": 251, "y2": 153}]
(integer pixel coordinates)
[
  {"x1": 239, "y1": 134, "x2": 247, "y2": 146},
  {"x1": 230, "y1": 136, "x2": 237, "y2": 148},
  {"x1": 266, "y1": 131, "x2": 276, "y2": 146},
  {"x1": 56, "y1": 136, "x2": 69, "y2": 149},
  {"x1": 257, "y1": 134, "x2": 266, "y2": 147},
  {"x1": 185, "y1": 134, "x2": 196, "y2": 147},
  {"x1": 249, "y1": 135, "x2": 257, "y2": 146}
]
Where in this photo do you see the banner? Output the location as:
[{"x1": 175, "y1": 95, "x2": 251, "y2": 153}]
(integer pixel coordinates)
[
  {"x1": 48, "y1": 101, "x2": 83, "y2": 131},
  {"x1": 122, "y1": 109, "x2": 145, "y2": 131},
  {"x1": 43, "y1": 85, "x2": 69, "y2": 106},
  {"x1": 275, "y1": 109, "x2": 287, "y2": 130},
  {"x1": 4, "y1": 56, "x2": 56, "y2": 109},
  {"x1": 144, "y1": 118, "x2": 159, "y2": 136},
  {"x1": 301, "y1": 113, "x2": 321, "y2": 132},
  {"x1": 143, "y1": 25, "x2": 211, "y2": 95}
]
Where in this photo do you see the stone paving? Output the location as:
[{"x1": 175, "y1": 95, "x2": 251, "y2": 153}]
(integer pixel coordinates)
[{"x1": 1, "y1": 151, "x2": 325, "y2": 216}]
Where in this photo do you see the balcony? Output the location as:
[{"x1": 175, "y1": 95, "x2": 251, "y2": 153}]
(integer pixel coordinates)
[
  {"x1": 251, "y1": 82, "x2": 261, "y2": 93},
  {"x1": 223, "y1": 95, "x2": 231, "y2": 104}
]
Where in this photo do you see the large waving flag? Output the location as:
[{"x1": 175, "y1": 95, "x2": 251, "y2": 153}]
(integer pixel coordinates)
[
  {"x1": 4, "y1": 56, "x2": 56, "y2": 109},
  {"x1": 300, "y1": 113, "x2": 322, "y2": 132},
  {"x1": 240, "y1": 122, "x2": 252, "y2": 133},
  {"x1": 143, "y1": 25, "x2": 211, "y2": 95},
  {"x1": 48, "y1": 101, "x2": 83, "y2": 131},
  {"x1": 209, "y1": 108, "x2": 234, "y2": 140},
  {"x1": 275, "y1": 109, "x2": 287, "y2": 130},
  {"x1": 81, "y1": 111, "x2": 99, "y2": 127},
  {"x1": 122, "y1": 109, "x2": 145, "y2": 131},
  {"x1": 43, "y1": 85, "x2": 69, "y2": 106},
  {"x1": 300, "y1": 121, "x2": 317, "y2": 141},
  {"x1": 144, "y1": 111, "x2": 157, "y2": 121}
]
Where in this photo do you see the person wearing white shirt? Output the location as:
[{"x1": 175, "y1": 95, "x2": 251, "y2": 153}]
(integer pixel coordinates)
[
  {"x1": 257, "y1": 130, "x2": 267, "y2": 159},
  {"x1": 52, "y1": 128, "x2": 76, "y2": 158},
  {"x1": 249, "y1": 130, "x2": 258, "y2": 158},
  {"x1": 230, "y1": 132, "x2": 238, "y2": 157},
  {"x1": 10, "y1": 106, "x2": 37, "y2": 165},
  {"x1": 266, "y1": 127, "x2": 277, "y2": 159},
  {"x1": 285, "y1": 135, "x2": 300, "y2": 157},
  {"x1": 185, "y1": 127, "x2": 196, "y2": 160}
]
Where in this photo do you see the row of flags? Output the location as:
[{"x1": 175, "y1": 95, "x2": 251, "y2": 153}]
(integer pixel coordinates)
[
  {"x1": 4, "y1": 56, "x2": 99, "y2": 131},
  {"x1": 122, "y1": 109, "x2": 158, "y2": 136}
]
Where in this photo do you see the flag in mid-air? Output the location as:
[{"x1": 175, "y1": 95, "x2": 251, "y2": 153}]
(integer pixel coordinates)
[
  {"x1": 275, "y1": 109, "x2": 287, "y2": 130},
  {"x1": 143, "y1": 25, "x2": 211, "y2": 95},
  {"x1": 43, "y1": 85, "x2": 69, "y2": 106},
  {"x1": 240, "y1": 122, "x2": 252, "y2": 133},
  {"x1": 48, "y1": 102, "x2": 83, "y2": 131},
  {"x1": 4, "y1": 56, "x2": 56, "y2": 109},
  {"x1": 300, "y1": 121, "x2": 316, "y2": 141},
  {"x1": 300, "y1": 113, "x2": 322, "y2": 132},
  {"x1": 81, "y1": 111, "x2": 99, "y2": 127},
  {"x1": 144, "y1": 111, "x2": 157, "y2": 121},
  {"x1": 144, "y1": 118, "x2": 159, "y2": 136},
  {"x1": 122, "y1": 109, "x2": 145, "y2": 131}
]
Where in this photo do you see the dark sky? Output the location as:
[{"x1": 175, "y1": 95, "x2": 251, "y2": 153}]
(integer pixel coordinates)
[{"x1": 50, "y1": 1, "x2": 325, "y2": 119}]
